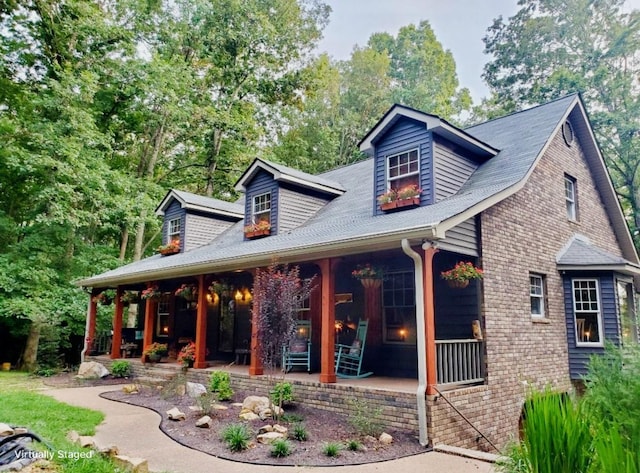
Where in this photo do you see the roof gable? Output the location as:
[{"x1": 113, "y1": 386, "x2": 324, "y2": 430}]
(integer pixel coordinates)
[{"x1": 155, "y1": 189, "x2": 244, "y2": 220}]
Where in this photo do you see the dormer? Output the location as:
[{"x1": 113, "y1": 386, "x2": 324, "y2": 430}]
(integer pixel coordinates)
[
  {"x1": 234, "y1": 158, "x2": 345, "y2": 239},
  {"x1": 155, "y1": 190, "x2": 244, "y2": 253},
  {"x1": 359, "y1": 105, "x2": 499, "y2": 215}
]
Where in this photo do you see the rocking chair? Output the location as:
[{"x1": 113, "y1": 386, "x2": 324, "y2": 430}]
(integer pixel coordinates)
[
  {"x1": 335, "y1": 320, "x2": 373, "y2": 379},
  {"x1": 282, "y1": 320, "x2": 312, "y2": 373}
]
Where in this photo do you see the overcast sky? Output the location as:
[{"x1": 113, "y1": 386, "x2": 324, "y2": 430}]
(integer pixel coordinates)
[{"x1": 316, "y1": 0, "x2": 640, "y2": 103}]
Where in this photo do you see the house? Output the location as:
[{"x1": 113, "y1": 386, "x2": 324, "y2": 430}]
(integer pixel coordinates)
[{"x1": 79, "y1": 94, "x2": 640, "y2": 450}]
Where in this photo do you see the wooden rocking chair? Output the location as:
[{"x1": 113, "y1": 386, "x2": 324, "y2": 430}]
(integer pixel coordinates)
[
  {"x1": 334, "y1": 320, "x2": 373, "y2": 379},
  {"x1": 282, "y1": 320, "x2": 312, "y2": 373}
]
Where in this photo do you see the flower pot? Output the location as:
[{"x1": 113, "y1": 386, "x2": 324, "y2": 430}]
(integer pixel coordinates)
[
  {"x1": 380, "y1": 201, "x2": 398, "y2": 211},
  {"x1": 447, "y1": 279, "x2": 469, "y2": 289},
  {"x1": 147, "y1": 353, "x2": 162, "y2": 363},
  {"x1": 245, "y1": 229, "x2": 270, "y2": 239},
  {"x1": 396, "y1": 197, "x2": 420, "y2": 208},
  {"x1": 360, "y1": 278, "x2": 382, "y2": 289},
  {"x1": 159, "y1": 247, "x2": 180, "y2": 256}
]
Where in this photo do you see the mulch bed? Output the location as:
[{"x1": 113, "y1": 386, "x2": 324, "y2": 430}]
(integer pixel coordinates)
[{"x1": 100, "y1": 381, "x2": 427, "y2": 466}]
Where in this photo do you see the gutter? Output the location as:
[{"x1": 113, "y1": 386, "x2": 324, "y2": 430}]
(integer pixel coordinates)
[{"x1": 401, "y1": 238, "x2": 428, "y2": 446}]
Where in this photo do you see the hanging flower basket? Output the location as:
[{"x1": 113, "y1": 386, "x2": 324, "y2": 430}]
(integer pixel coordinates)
[
  {"x1": 441, "y1": 261, "x2": 483, "y2": 289},
  {"x1": 120, "y1": 291, "x2": 139, "y2": 306},
  {"x1": 175, "y1": 284, "x2": 198, "y2": 301},
  {"x1": 360, "y1": 278, "x2": 382, "y2": 289},
  {"x1": 141, "y1": 285, "x2": 162, "y2": 301},
  {"x1": 352, "y1": 264, "x2": 384, "y2": 288},
  {"x1": 447, "y1": 279, "x2": 470, "y2": 289},
  {"x1": 92, "y1": 291, "x2": 114, "y2": 306}
]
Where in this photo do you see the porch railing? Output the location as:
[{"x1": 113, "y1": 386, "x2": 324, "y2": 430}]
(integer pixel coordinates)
[{"x1": 435, "y1": 339, "x2": 484, "y2": 386}]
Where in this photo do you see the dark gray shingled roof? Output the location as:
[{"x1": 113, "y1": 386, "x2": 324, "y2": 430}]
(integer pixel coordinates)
[
  {"x1": 557, "y1": 236, "x2": 630, "y2": 267},
  {"x1": 79, "y1": 95, "x2": 635, "y2": 287},
  {"x1": 156, "y1": 189, "x2": 244, "y2": 218}
]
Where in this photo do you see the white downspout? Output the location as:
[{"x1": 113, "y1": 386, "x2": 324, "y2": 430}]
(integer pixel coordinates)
[
  {"x1": 401, "y1": 238, "x2": 428, "y2": 446},
  {"x1": 80, "y1": 294, "x2": 92, "y2": 363}
]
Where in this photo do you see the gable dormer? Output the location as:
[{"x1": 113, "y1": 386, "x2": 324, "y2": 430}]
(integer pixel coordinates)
[
  {"x1": 359, "y1": 105, "x2": 499, "y2": 215},
  {"x1": 155, "y1": 190, "x2": 244, "y2": 253},
  {"x1": 235, "y1": 158, "x2": 344, "y2": 239}
]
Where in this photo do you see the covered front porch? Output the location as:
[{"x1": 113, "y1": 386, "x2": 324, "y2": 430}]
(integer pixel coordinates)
[{"x1": 85, "y1": 246, "x2": 485, "y2": 391}]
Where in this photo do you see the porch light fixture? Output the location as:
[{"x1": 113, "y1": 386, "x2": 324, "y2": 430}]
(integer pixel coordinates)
[
  {"x1": 399, "y1": 328, "x2": 407, "y2": 341},
  {"x1": 162, "y1": 326, "x2": 169, "y2": 334}
]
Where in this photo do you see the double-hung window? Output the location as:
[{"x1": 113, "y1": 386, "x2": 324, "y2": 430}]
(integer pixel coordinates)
[
  {"x1": 253, "y1": 192, "x2": 271, "y2": 224},
  {"x1": 168, "y1": 218, "x2": 181, "y2": 243},
  {"x1": 572, "y1": 279, "x2": 603, "y2": 346},
  {"x1": 387, "y1": 149, "x2": 419, "y2": 191},
  {"x1": 382, "y1": 271, "x2": 416, "y2": 344},
  {"x1": 530, "y1": 274, "x2": 546, "y2": 318},
  {"x1": 565, "y1": 175, "x2": 577, "y2": 221},
  {"x1": 156, "y1": 295, "x2": 170, "y2": 337}
]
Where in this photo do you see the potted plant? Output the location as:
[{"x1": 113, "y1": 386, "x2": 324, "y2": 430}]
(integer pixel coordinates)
[
  {"x1": 177, "y1": 342, "x2": 196, "y2": 368},
  {"x1": 440, "y1": 261, "x2": 483, "y2": 289},
  {"x1": 141, "y1": 285, "x2": 161, "y2": 301},
  {"x1": 396, "y1": 184, "x2": 422, "y2": 207},
  {"x1": 377, "y1": 189, "x2": 398, "y2": 211},
  {"x1": 143, "y1": 342, "x2": 168, "y2": 363},
  {"x1": 175, "y1": 283, "x2": 198, "y2": 301},
  {"x1": 352, "y1": 264, "x2": 384, "y2": 288},
  {"x1": 244, "y1": 220, "x2": 271, "y2": 239},
  {"x1": 120, "y1": 290, "x2": 139, "y2": 306},
  {"x1": 92, "y1": 290, "x2": 115, "y2": 306},
  {"x1": 157, "y1": 239, "x2": 180, "y2": 256}
]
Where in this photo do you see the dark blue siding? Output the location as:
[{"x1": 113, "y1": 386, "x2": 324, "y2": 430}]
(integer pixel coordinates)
[
  {"x1": 244, "y1": 169, "x2": 279, "y2": 237},
  {"x1": 564, "y1": 272, "x2": 621, "y2": 379},
  {"x1": 163, "y1": 200, "x2": 185, "y2": 250},
  {"x1": 373, "y1": 118, "x2": 432, "y2": 215}
]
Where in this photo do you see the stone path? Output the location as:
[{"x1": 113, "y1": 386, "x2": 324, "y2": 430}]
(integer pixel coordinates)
[{"x1": 45, "y1": 386, "x2": 495, "y2": 473}]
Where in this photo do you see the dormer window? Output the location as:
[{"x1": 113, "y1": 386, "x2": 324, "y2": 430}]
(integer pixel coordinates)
[
  {"x1": 168, "y1": 218, "x2": 181, "y2": 242},
  {"x1": 387, "y1": 149, "x2": 419, "y2": 191},
  {"x1": 253, "y1": 193, "x2": 271, "y2": 224}
]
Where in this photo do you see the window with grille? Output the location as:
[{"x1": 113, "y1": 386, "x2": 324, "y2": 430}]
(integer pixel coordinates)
[
  {"x1": 382, "y1": 271, "x2": 416, "y2": 344},
  {"x1": 530, "y1": 274, "x2": 546, "y2": 318},
  {"x1": 572, "y1": 279, "x2": 602, "y2": 346},
  {"x1": 387, "y1": 149, "x2": 419, "y2": 191},
  {"x1": 252, "y1": 193, "x2": 271, "y2": 224},
  {"x1": 565, "y1": 175, "x2": 577, "y2": 221}
]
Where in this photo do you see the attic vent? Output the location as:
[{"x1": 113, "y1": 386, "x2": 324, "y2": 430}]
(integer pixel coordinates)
[{"x1": 562, "y1": 121, "x2": 574, "y2": 146}]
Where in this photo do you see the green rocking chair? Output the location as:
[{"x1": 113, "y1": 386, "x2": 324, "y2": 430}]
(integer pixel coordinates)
[
  {"x1": 282, "y1": 320, "x2": 312, "y2": 373},
  {"x1": 334, "y1": 320, "x2": 373, "y2": 379}
]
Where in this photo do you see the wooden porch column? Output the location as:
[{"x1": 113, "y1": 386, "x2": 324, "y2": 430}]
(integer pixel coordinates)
[
  {"x1": 319, "y1": 258, "x2": 337, "y2": 383},
  {"x1": 423, "y1": 245, "x2": 438, "y2": 395},
  {"x1": 142, "y1": 282, "x2": 157, "y2": 362},
  {"x1": 249, "y1": 284, "x2": 263, "y2": 375},
  {"x1": 194, "y1": 275, "x2": 208, "y2": 369},
  {"x1": 85, "y1": 289, "x2": 98, "y2": 357},
  {"x1": 111, "y1": 286, "x2": 124, "y2": 359}
]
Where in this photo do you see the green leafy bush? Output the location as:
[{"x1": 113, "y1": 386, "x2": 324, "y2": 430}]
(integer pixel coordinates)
[
  {"x1": 280, "y1": 413, "x2": 304, "y2": 423},
  {"x1": 346, "y1": 439, "x2": 361, "y2": 451},
  {"x1": 270, "y1": 438, "x2": 292, "y2": 457},
  {"x1": 221, "y1": 424, "x2": 250, "y2": 452},
  {"x1": 347, "y1": 398, "x2": 384, "y2": 437},
  {"x1": 322, "y1": 442, "x2": 342, "y2": 457},
  {"x1": 110, "y1": 360, "x2": 131, "y2": 378},
  {"x1": 270, "y1": 381, "x2": 294, "y2": 406},
  {"x1": 291, "y1": 423, "x2": 308, "y2": 441},
  {"x1": 209, "y1": 371, "x2": 234, "y2": 401}
]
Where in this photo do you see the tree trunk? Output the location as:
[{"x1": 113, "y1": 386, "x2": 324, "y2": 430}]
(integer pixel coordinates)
[
  {"x1": 21, "y1": 322, "x2": 41, "y2": 371},
  {"x1": 119, "y1": 227, "x2": 129, "y2": 261},
  {"x1": 133, "y1": 205, "x2": 148, "y2": 262}
]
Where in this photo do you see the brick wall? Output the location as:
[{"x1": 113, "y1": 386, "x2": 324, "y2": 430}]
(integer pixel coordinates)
[{"x1": 427, "y1": 125, "x2": 624, "y2": 450}]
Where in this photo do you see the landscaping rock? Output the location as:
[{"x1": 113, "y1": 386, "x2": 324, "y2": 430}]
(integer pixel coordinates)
[
  {"x1": 256, "y1": 431, "x2": 285, "y2": 444},
  {"x1": 95, "y1": 442, "x2": 119, "y2": 457},
  {"x1": 66, "y1": 430, "x2": 80, "y2": 443},
  {"x1": 13, "y1": 427, "x2": 28, "y2": 435},
  {"x1": 195, "y1": 416, "x2": 212, "y2": 428},
  {"x1": 186, "y1": 382, "x2": 207, "y2": 398},
  {"x1": 188, "y1": 405, "x2": 203, "y2": 413},
  {"x1": 239, "y1": 411, "x2": 260, "y2": 421},
  {"x1": 272, "y1": 424, "x2": 288, "y2": 435},
  {"x1": 78, "y1": 436, "x2": 96, "y2": 448},
  {"x1": 0, "y1": 423, "x2": 14, "y2": 437},
  {"x1": 231, "y1": 402, "x2": 243, "y2": 407},
  {"x1": 212, "y1": 404, "x2": 228, "y2": 410},
  {"x1": 379, "y1": 432, "x2": 393, "y2": 445},
  {"x1": 122, "y1": 384, "x2": 139, "y2": 394},
  {"x1": 113, "y1": 454, "x2": 149, "y2": 473},
  {"x1": 258, "y1": 425, "x2": 273, "y2": 434},
  {"x1": 77, "y1": 361, "x2": 109, "y2": 379},
  {"x1": 166, "y1": 407, "x2": 186, "y2": 421},
  {"x1": 241, "y1": 395, "x2": 270, "y2": 413}
]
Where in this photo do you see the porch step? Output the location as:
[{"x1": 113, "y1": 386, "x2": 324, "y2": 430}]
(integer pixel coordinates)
[{"x1": 433, "y1": 444, "x2": 503, "y2": 463}]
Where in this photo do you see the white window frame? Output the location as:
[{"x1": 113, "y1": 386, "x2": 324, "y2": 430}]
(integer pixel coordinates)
[
  {"x1": 156, "y1": 295, "x2": 170, "y2": 338},
  {"x1": 565, "y1": 175, "x2": 577, "y2": 221},
  {"x1": 572, "y1": 278, "x2": 604, "y2": 347},
  {"x1": 386, "y1": 148, "x2": 420, "y2": 190},
  {"x1": 167, "y1": 218, "x2": 181, "y2": 242},
  {"x1": 530, "y1": 274, "x2": 545, "y2": 318},
  {"x1": 252, "y1": 192, "x2": 271, "y2": 224},
  {"x1": 382, "y1": 270, "x2": 416, "y2": 345}
]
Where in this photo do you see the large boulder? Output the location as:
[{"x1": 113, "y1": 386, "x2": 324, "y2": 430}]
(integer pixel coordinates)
[
  {"x1": 186, "y1": 382, "x2": 207, "y2": 398},
  {"x1": 77, "y1": 361, "x2": 109, "y2": 379},
  {"x1": 256, "y1": 431, "x2": 285, "y2": 444},
  {"x1": 241, "y1": 396, "x2": 270, "y2": 413}
]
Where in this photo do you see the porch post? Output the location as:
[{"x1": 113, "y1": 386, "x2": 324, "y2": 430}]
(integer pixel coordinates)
[
  {"x1": 194, "y1": 275, "x2": 208, "y2": 369},
  {"x1": 319, "y1": 258, "x2": 337, "y2": 383},
  {"x1": 111, "y1": 286, "x2": 124, "y2": 359},
  {"x1": 82, "y1": 289, "x2": 99, "y2": 362},
  {"x1": 142, "y1": 282, "x2": 157, "y2": 362},
  {"x1": 249, "y1": 285, "x2": 263, "y2": 376},
  {"x1": 423, "y1": 244, "x2": 438, "y2": 395}
]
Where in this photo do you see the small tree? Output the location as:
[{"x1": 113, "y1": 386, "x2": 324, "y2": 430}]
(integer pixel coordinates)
[{"x1": 252, "y1": 261, "x2": 315, "y2": 416}]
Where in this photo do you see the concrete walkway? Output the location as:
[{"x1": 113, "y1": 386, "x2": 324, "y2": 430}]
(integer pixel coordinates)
[{"x1": 45, "y1": 386, "x2": 495, "y2": 473}]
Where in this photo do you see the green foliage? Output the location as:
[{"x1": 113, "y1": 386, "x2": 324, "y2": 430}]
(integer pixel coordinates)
[
  {"x1": 347, "y1": 398, "x2": 384, "y2": 437},
  {"x1": 322, "y1": 441, "x2": 342, "y2": 457},
  {"x1": 346, "y1": 439, "x2": 362, "y2": 451},
  {"x1": 159, "y1": 373, "x2": 187, "y2": 400},
  {"x1": 221, "y1": 424, "x2": 251, "y2": 452},
  {"x1": 110, "y1": 360, "x2": 131, "y2": 378},
  {"x1": 291, "y1": 423, "x2": 308, "y2": 441},
  {"x1": 209, "y1": 371, "x2": 234, "y2": 401},
  {"x1": 270, "y1": 382, "x2": 294, "y2": 406},
  {"x1": 33, "y1": 367, "x2": 58, "y2": 377},
  {"x1": 280, "y1": 413, "x2": 304, "y2": 423},
  {"x1": 196, "y1": 392, "x2": 217, "y2": 416},
  {"x1": 270, "y1": 438, "x2": 293, "y2": 457}
]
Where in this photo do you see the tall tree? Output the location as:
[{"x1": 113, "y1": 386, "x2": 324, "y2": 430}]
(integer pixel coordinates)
[{"x1": 482, "y1": 0, "x2": 640, "y2": 244}]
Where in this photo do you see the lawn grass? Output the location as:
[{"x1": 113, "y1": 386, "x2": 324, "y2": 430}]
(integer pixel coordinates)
[{"x1": 0, "y1": 371, "x2": 122, "y2": 473}]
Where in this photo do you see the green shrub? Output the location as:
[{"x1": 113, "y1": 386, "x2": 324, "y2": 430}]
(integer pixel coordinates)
[
  {"x1": 322, "y1": 441, "x2": 342, "y2": 457},
  {"x1": 346, "y1": 439, "x2": 361, "y2": 451},
  {"x1": 291, "y1": 423, "x2": 308, "y2": 441},
  {"x1": 209, "y1": 371, "x2": 234, "y2": 401},
  {"x1": 270, "y1": 438, "x2": 292, "y2": 457},
  {"x1": 221, "y1": 424, "x2": 250, "y2": 452},
  {"x1": 196, "y1": 392, "x2": 217, "y2": 415},
  {"x1": 110, "y1": 360, "x2": 131, "y2": 378},
  {"x1": 347, "y1": 398, "x2": 384, "y2": 437},
  {"x1": 270, "y1": 381, "x2": 294, "y2": 405},
  {"x1": 280, "y1": 413, "x2": 304, "y2": 423},
  {"x1": 33, "y1": 367, "x2": 57, "y2": 377}
]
